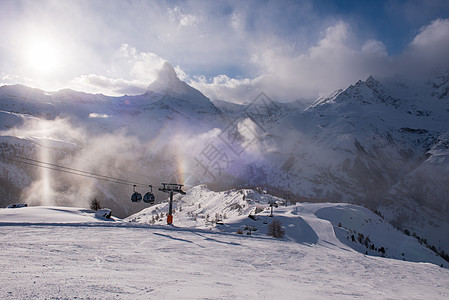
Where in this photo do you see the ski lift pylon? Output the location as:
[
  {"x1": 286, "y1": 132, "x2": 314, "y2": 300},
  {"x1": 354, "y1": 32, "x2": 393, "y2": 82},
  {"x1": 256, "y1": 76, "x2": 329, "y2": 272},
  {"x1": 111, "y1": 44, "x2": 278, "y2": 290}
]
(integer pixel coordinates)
[
  {"x1": 131, "y1": 184, "x2": 142, "y2": 202},
  {"x1": 158, "y1": 183, "x2": 186, "y2": 225}
]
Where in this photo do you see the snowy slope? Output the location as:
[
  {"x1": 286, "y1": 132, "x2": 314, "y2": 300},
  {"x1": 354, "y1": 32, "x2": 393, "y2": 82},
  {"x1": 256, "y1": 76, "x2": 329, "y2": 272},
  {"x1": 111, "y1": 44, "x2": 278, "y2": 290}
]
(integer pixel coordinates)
[
  {"x1": 125, "y1": 185, "x2": 447, "y2": 267},
  {"x1": 0, "y1": 206, "x2": 119, "y2": 223},
  {"x1": 1, "y1": 198, "x2": 448, "y2": 299},
  {"x1": 2, "y1": 225, "x2": 448, "y2": 299}
]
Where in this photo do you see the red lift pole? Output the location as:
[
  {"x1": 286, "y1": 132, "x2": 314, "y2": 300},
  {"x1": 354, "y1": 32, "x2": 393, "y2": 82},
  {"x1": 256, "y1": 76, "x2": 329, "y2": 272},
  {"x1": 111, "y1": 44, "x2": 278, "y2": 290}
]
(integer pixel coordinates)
[{"x1": 159, "y1": 183, "x2": 186, "y2": 225}]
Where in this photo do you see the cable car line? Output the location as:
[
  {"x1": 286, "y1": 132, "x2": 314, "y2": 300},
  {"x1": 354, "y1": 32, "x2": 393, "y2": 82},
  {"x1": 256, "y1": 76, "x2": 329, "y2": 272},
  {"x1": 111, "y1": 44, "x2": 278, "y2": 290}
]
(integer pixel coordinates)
[
  {"x1": 13, "y1": 155, "x2": 141, "y2": 184},
  {"x1": 7, "y1": 155, "x2": 149, "y2": 187},
  {"x1": 15, "y1": 156, "x2": 147, "y2": 187},
  {"x1": 4, "y1": 155, "x2": 185, "y2": 223}
]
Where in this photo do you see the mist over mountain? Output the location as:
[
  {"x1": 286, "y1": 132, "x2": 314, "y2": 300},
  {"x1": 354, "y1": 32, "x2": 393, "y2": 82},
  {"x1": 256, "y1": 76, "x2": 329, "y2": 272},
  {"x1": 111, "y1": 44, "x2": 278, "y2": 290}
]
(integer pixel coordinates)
[{"x1": 0, "y1": 63, "x2": 448, "y2": 255}]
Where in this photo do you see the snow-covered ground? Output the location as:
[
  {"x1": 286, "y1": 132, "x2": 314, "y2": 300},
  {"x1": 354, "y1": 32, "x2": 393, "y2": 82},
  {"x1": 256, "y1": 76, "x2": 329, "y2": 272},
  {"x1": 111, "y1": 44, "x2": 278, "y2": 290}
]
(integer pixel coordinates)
[
  {"x1": 126, "y1": 185, "x2": 447, "y2": 267},
  {"x1": 0, "y1": 206, "x2": 119, "y2": 224},
  {"x1": 1, "y1": 187, "x2": 448, "y2": 299}
]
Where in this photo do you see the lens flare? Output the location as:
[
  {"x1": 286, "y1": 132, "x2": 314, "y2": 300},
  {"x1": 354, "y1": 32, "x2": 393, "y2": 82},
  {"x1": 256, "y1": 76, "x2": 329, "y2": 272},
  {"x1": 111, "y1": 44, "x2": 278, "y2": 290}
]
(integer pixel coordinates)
[{"x1": 39, "y1": 122, "x2": 53, "y2": 205}]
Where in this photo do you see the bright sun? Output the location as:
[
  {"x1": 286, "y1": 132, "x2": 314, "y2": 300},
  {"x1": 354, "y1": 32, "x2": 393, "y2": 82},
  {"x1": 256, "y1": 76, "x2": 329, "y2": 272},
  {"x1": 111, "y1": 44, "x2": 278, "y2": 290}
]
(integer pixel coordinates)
[{"x1": 26, "y1": 40, "x2": 62, "y2": 73}]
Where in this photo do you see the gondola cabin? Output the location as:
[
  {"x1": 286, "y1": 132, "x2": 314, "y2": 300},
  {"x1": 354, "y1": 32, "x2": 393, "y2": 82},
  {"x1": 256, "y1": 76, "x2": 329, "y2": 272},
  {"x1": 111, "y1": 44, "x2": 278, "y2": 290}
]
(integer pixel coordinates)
[
  {"x1": 131, "y1": 192, "x2": 142, "y2": 202},
  {"x1": 131, "y1": 185, "x2": 142, "y2": 202},
  {"x1": 143, "y1": 192, "x2": 155, "y2": 204}
]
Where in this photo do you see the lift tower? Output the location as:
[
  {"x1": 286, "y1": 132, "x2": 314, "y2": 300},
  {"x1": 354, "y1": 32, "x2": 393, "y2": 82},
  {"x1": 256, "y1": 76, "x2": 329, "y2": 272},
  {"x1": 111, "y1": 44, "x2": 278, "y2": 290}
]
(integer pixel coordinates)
[{"x1": 159, "y1": 183, "x2": 186, "y2": 225}]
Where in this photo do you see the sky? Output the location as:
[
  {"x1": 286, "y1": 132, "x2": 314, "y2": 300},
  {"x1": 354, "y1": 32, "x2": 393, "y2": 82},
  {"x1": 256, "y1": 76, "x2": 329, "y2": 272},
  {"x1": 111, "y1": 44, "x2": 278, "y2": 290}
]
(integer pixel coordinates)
[{"x1": 1, "y1": 0, "x2": 449, "y2": 103}]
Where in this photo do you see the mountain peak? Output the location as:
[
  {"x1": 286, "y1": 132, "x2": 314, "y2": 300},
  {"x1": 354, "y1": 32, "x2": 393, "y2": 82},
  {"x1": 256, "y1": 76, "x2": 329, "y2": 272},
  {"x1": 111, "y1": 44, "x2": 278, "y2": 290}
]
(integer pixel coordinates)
[
  {"x1": 365, "y1": 75, "x2": 382, "y2": 88},
  {"x1": 366, "y1": 75, "x2": 375, "y2": 83},
  {"x1": 146, "y1": 61, "x2": 209, "y2": 102},
  {"x1": 147, "y1": 62, "x2": 183, "y2": 94},
  {"x1": 145, "y1": 62, "x2": 222, "y2": 116},
  {"x1": 147, "y1": 61, "x2": 211, "y2": 100},
  {"x1": 156, "y1": 62, "x2": 179, "y2": 86}
]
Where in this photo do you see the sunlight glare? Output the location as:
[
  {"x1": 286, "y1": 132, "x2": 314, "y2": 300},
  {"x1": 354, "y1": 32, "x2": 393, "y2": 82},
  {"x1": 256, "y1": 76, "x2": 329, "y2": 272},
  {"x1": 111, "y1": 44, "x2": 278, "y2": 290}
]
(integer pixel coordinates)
[{"x1": 26, "y1": 39, "x2": 62, "y2": 73}]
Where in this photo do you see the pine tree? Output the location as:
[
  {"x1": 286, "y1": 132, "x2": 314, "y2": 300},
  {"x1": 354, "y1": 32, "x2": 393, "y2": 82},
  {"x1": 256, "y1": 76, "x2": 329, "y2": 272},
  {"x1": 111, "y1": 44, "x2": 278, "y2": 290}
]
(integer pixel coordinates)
[{"x1": 267, "y1": 219, "x2": 285, "y2": 238}]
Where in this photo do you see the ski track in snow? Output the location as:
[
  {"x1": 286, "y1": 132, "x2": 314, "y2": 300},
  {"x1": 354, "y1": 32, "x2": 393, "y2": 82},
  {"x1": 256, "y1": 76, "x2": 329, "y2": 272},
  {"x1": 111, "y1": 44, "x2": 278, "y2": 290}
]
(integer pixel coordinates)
[{"x1": 1, "y1": 223, "x2": 449, "y2": 299}]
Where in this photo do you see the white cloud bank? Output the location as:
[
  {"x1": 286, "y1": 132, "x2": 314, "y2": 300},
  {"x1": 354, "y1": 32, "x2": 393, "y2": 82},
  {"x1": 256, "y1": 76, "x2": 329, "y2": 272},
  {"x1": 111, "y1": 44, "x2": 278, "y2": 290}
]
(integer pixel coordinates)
[
  {"x1": 69, "y1": 44, "x2": 166, "y2": 96},
  {"x1": 190, "y1": 18, "x2": 449, "y2": 103},
  {"x1": 398, "y1": 18, "x2": 449, "y2": 79}
]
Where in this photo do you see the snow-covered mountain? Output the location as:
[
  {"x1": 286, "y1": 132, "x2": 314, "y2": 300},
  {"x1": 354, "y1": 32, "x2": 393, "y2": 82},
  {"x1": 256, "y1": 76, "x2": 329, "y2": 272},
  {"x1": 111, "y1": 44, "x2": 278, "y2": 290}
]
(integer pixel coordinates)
[
  {"x1": 0, "y1": 64, "x2": 448, "y2": 259},
  {"x1": 148, "y1": 62, "x2": 210, "y2": 103},
  {"x1": 254, "y1": 74, "x2": 449, "y2": 256},
  {"x1": 0, "y1": 62, "x2": 223, "y2": 135},
  {"x1": 143, "y1": 62, "x2": 223, "y2": 124}
]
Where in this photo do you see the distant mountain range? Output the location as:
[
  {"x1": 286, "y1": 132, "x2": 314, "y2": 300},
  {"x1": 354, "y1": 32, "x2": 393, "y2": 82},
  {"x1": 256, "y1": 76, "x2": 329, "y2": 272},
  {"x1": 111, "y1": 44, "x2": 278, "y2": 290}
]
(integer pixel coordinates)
[{"x1": 0, "y1": 62, "x2": 448, "y2": 255}]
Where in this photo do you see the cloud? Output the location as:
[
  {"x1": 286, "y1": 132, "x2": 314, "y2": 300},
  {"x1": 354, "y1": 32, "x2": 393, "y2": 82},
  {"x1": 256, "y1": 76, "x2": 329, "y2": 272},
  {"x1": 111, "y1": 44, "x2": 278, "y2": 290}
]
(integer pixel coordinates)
[
  {"x1": 0, "y1": 73, "x2": 34, "y2": 88},
  {"x1": 361, "y1": 40, "x2": 388, "y2": 55},
  {"x1": 69, "y1": 44, "x2": 169, "y2": 95},
  {"x1": 397, "y1": 18, "x2": 449, "y2": 78},
  {"x1": 189, "y1": 21, "x2": 391, "y2": 102},
  {"x1": 169, "y1": 6, "x2": 202, "y2": 28},
  {"x1": 70, "y1": 74, "x2": 146, "y2": 96},
  {"x1": 113, "y1": 44, "x2": 166, "y2": 83},
  {"x1": 256, "y1": 22, "x2": 391, "y2": 99},
  {"x1": 410, "y1": 19, "x2": 449, "y2": 47},
  {"x1": 189, "y1": 17, "x2": 449, "y2": 103},
  {"x1": 190, "y1": 75, "x2": 255, "y2": 104}
]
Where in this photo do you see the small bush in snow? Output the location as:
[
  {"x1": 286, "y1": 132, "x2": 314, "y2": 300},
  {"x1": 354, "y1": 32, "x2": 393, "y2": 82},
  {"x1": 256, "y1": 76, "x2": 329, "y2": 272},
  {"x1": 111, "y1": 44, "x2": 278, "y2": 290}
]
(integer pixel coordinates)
[
  {"x1": 90, "y1": 198, "x2": 101, "y2": 211},
  {"x1": 357, "y1": 233, "x2": 364, "y2": 243},
  {"x1": 267, "y1": 220, "x2": 285, "y2": 238}
]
